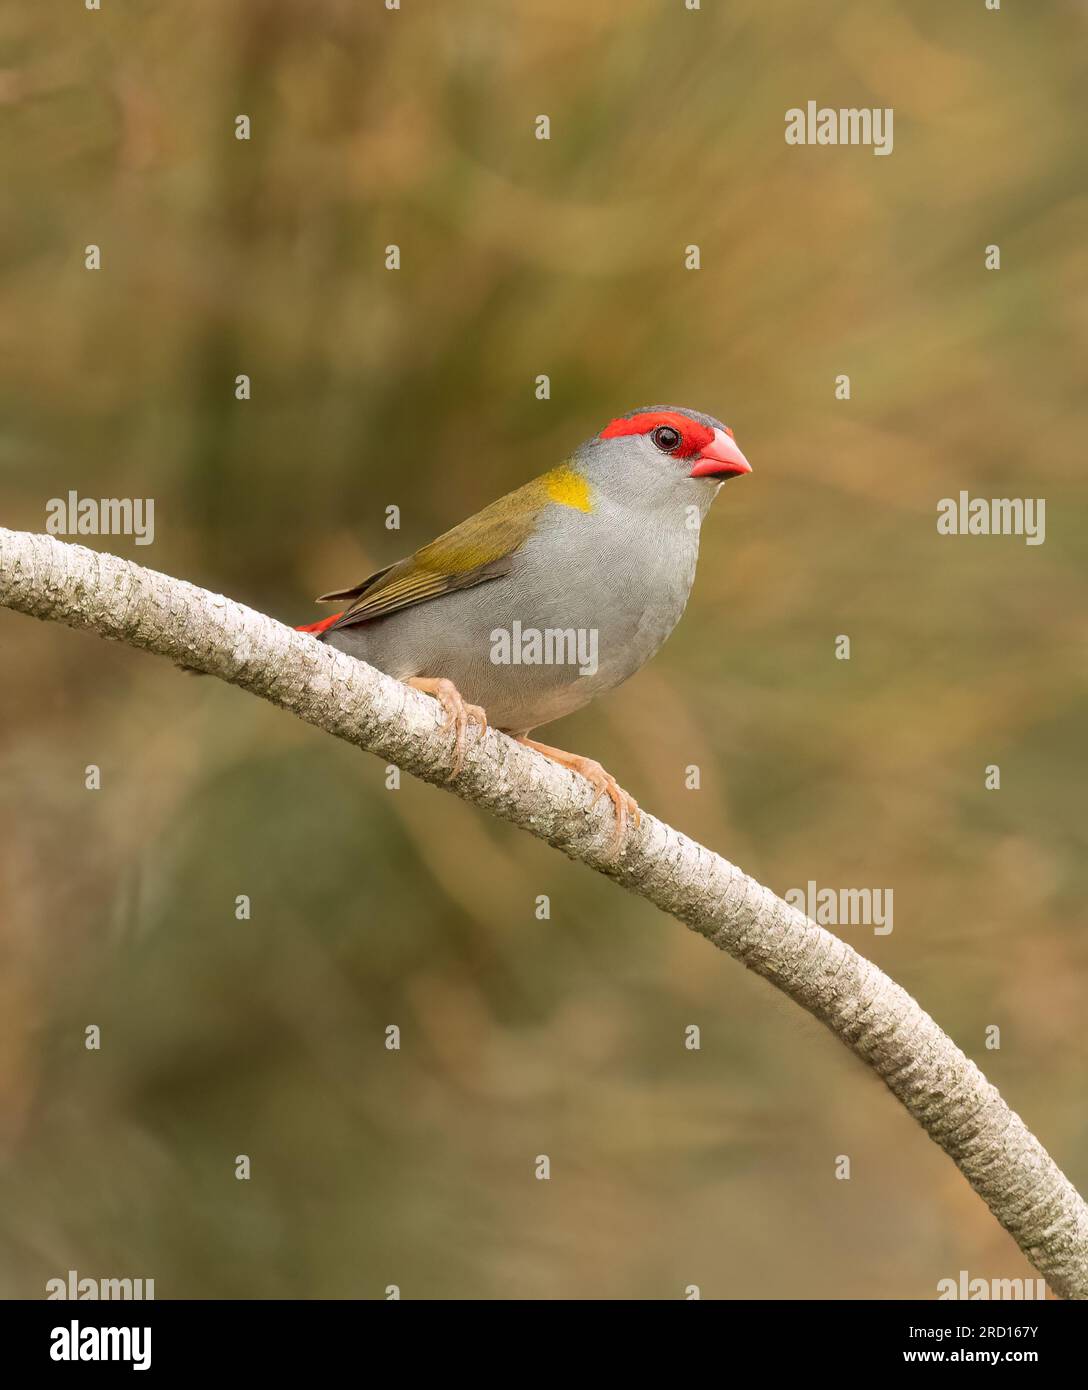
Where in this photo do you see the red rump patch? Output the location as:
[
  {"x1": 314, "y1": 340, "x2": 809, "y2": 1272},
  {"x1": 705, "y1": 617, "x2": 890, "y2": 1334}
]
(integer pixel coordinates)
[
  {"x1": 296, "y1": 612, "x2": 344, "y2": 635},
  {"x1": 599, "y1": 410, "x2": 714, "y2": 460}
]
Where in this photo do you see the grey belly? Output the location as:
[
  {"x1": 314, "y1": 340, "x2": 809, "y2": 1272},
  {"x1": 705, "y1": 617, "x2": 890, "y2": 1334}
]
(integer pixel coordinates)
[{"x1": 325, "y1": 507, "x2": 699, "y2": 735}]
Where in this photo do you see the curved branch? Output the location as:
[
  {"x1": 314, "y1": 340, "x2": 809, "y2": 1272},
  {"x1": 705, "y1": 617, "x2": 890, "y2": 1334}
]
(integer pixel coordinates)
[{"x1": 2, "y1": 525, "x2": 1086, "y2": 1298}]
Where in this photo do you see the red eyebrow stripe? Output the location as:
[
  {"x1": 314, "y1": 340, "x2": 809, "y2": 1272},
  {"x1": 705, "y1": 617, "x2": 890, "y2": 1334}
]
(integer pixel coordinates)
[{"x1": 599, "y1": 411, "x2": 713, "y2": 459}]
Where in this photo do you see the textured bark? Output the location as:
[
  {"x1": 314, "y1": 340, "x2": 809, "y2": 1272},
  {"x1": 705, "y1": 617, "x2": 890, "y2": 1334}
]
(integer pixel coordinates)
[{"x1": 2, "y1": 525, "x2": 1086, "y2": 1298}]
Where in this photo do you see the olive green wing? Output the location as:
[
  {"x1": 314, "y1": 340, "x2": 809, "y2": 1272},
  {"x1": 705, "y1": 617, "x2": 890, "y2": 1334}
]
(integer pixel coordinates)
[{"x1": 318, "y1": 473, "x2": 559, "y2": 633}]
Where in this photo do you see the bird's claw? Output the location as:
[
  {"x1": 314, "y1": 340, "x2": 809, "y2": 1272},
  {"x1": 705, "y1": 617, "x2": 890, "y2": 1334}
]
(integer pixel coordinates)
[
  {"x1": 581, "y1": 758, "x2": 641, "y2": 852},
  {"x1": 515, "y1": 738, "x2": 640, "y2": 855},
  {"x1": 406, "y1": 677, "x2": 487, "y2": 776}
]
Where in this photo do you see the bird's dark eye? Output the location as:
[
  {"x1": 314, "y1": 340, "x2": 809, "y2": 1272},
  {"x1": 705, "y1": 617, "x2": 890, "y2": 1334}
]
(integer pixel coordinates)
[{"x1": 651, "y1": 425, "x2": 682, "y2": 453}]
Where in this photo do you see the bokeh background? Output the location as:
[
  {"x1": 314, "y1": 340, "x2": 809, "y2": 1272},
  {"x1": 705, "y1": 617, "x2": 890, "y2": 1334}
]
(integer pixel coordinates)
[{"x1": 1, "y1": 0, "x2": 1086, "y2": 1299}]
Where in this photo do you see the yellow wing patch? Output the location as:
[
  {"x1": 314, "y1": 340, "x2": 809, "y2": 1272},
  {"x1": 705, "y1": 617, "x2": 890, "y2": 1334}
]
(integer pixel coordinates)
[{"x1": 543, "y1": 463, "x2": 593, "y2": 513}]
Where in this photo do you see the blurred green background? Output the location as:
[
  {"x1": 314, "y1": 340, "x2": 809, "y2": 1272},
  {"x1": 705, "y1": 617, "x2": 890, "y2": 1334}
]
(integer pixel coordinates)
[{"x1": 1, "y1": 0, "x2": 1086, "y2": 1299}]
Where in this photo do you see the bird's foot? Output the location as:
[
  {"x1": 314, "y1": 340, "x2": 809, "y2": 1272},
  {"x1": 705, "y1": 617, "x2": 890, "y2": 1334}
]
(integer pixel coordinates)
[
  {"x1": 515, "y1": 737, "x2": 640, "y2": 853},
  {"x1": 406, "y1": 676, "x2": 488, "y2": 776}
]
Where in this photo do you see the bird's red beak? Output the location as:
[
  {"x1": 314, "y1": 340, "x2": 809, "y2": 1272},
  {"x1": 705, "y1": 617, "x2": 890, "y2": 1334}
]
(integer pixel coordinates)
[{"x1": 689, "y1": 426, "x2": 752, "y2": 479}]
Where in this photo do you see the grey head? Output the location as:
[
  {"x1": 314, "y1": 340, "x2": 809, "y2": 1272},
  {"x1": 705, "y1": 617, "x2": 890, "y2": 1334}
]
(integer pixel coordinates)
[{"x1": 573, "y1": 405, "x2": 752, "y2": 515}]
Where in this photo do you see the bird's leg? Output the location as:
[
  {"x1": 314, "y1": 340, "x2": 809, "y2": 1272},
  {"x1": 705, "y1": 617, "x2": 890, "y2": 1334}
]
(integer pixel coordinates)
[
  {"x1": 405, "y1": 677, "x2": 488, "y2": 776},
  {"x1": 515, "y1": 737, "x2": 640, "y2": 851}
]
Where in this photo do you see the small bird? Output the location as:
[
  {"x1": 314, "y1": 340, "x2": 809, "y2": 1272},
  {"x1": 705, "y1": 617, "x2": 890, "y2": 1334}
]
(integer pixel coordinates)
[{"x1": 299, "y1": 406, "x2": 751, "y2": 842}]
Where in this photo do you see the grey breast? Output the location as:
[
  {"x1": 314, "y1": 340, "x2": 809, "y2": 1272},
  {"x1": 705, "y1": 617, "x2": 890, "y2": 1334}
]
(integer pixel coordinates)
[{"x1": 328, "y1": 494, "x2": 701, "y2": 735}]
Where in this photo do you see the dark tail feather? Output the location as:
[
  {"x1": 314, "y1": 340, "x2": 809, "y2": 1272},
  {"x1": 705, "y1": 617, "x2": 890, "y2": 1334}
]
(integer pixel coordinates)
[{"x1": 317, "y1": 562, "x2": 394, "y2": 604}]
